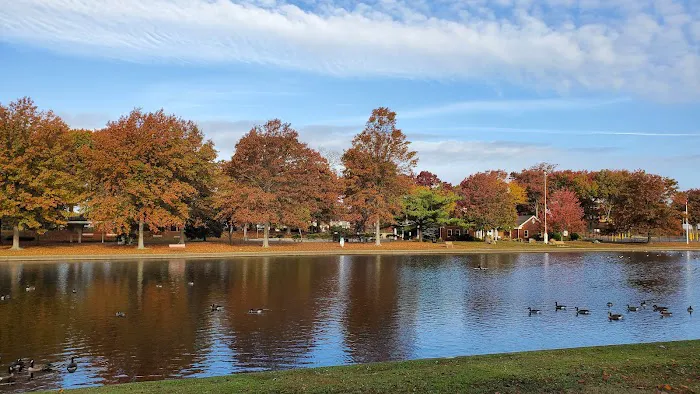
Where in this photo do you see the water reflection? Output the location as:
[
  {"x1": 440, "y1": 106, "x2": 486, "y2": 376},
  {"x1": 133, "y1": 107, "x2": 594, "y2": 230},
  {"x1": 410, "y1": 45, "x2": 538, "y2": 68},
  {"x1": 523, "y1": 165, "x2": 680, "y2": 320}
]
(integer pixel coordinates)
[{"x1": 0, "y1": 252, "x2": 699, "y2": 392}]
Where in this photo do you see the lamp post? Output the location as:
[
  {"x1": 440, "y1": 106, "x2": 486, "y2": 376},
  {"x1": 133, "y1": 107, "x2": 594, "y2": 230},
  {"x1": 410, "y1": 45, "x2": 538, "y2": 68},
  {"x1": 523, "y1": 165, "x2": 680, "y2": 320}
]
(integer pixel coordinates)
[
  {"x1": 686, "y1": 199, "x2": 690, "y2": 245},
  {"x1": 543, "y1": 170, "x2": 549, "y2": 244}
]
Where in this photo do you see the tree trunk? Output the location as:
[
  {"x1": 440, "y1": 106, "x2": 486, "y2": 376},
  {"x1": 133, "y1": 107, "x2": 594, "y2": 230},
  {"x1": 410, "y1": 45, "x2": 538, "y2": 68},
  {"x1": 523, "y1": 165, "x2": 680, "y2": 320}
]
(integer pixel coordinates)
[
  {"x1": 417, "y1": 226, "x2": 423, "y2": 242},
  {"x1": 0, "y1": 219, "x2": 3, "y2": 245},
  {"x1": 263, "y1": 222, "x2": 270, "y2": 248},
  {"x1": 228, "y1": 224, "x2": 233, "y2": 245},
  {"x1": 77, "y1": 227, "x2": 83, "y2": 244},
  {"x1": 137, "y1": 220, "x2": 145, "y2": 249},
  {"x1": 286, "y1": 227, "x2": 291, "y2": 236},
  {"x1": 375, "y1": 220, "x2": 381, "y2": 246},
  {"x1": 11, "y1": 225, "x2": 21, "y2": 250},
  {"x1": 179, "y1": 226, "x2": 186, "y2": 244},
  {"x1": 647, "y1": 231, "x2": 652, "y2": 244},
  {"x1": 243, "y1": 224, "x2": 248, "y2": 241}
]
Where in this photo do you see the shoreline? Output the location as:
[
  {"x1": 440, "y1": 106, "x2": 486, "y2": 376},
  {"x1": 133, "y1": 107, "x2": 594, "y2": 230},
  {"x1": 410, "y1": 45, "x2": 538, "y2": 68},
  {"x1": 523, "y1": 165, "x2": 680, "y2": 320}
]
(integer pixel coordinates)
[
  {"x1": 1, "y1": 243, "x2": 699, "y2": 262},
  {"x1": 58, "y1": 340, "x2": 700, "y2": 393}
]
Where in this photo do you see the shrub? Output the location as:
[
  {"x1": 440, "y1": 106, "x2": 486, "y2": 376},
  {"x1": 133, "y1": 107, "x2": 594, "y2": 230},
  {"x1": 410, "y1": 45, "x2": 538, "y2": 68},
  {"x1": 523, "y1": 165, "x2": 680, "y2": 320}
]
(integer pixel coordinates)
[
  {"x1": 550, "y1": 232, "x2": 563, "y2": 241},
  {"x1": 570, "y1": 233, "x2": 581, "y2": 241}
]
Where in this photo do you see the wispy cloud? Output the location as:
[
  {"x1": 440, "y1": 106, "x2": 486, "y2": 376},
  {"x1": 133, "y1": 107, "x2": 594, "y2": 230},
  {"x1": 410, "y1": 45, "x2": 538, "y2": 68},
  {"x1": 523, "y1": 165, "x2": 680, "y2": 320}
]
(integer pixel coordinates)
[
  {"x1": 419, "y1": 126, "x2": 700, "y2": 137},
  {"x1": 1, "y1": 0, "x2": 699, "y2": 99}
]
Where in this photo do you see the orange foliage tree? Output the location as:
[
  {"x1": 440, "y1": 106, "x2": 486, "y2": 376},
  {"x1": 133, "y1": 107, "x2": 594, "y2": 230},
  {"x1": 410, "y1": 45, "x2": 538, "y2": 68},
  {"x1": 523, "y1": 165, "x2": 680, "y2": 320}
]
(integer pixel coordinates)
[
  {"x1": 220, "y1": 119, "x2": 338, "y2": 248},
  {"x1": 457, "y1": 170, "x2": 517, "y2": 238},
  {"x1": 342, "y1": 107, "x2": 417, "y2": 246},
  {"x1": 83, "y1": 109, "x2": 217, "y2": 249},
  {"x1": 546, "y1": 189, "x2": 586, "y2": 236},
  {"x1": 0, "y1": 97, "x2": 81, "y2": 250}
]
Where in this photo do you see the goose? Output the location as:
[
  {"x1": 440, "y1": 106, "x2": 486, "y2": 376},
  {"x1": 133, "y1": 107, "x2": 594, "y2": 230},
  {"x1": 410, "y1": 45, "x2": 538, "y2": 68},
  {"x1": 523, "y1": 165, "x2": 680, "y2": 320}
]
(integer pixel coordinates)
[
  {"x1": 25, "y1": 286, "x2": 36, "y2": 292},
  {"x1": 67, "y1": 357, "x2": 78, "y2": 373},
  {"x1": 640, "y1": 300, "x2": 647, "y2": 308},
  {"x1": 607, "y1": 302, "x2": 613, "y2": 308},
  {"x1": 555, "y1": 302, "x2": 567, "y2": 311},
  {"x1": 653, "y1": 305, "x2": 668, "y2": 312},
  {"x1": 0, "y1": 366, "x2": 15, "y2": 384},
  {"x1": 575, "y1": 307, "x2": 591, "y2": 315},
  {"x1": 608, "y1": 312, "x2": 624, "y2": 321},
  {"x1": 527, "y1": 307, "x2": 541, "y2": 315},
  {"x1": 688, "y1": 306, "x2": 694, "y2": 314},
  {"x1": 10, "y1": 359, "x2": 25, "y2": 372},
  {"x1": 115, "y1": 312, "x2": 126, "y2": 318},
  {"x1": 660, "y1": 310, "x2": 673, "y2": 318},
  {"x1": 248, "y1": 308, "x2": 264, "y2": 314},
  {"x1": 627, "y1": 304, "x2": 640, "y2": 312},
  {"x1": 72, "y1": 289, "x2": 77, "y2": 294},
  {"x1": 187, "y1": 281, "x2": 194, "y2": 286},
  {"x1": 28, "y1": 359, "x2": 53, "y2": 373},
  {"x1": 0, "y1": 295, "x2": 10, "y2": 301},
  {"x1": 211, "y1": 304, "x2": 223, "y2": 312}
]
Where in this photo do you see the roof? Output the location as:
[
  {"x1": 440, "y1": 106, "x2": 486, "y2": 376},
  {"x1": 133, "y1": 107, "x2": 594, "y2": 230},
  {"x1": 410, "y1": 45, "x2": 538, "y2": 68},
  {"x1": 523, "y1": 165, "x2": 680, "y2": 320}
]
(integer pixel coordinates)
[{"x1": 515, "y1": 215, "x2": 539, "y2": 229}]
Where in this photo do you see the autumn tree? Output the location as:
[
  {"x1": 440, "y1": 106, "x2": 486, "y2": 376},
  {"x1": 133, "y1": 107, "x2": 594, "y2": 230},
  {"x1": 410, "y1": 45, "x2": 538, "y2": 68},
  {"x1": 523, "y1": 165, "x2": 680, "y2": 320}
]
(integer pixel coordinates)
[
  {"x1": 510, "y1": 163, "x2": 557, "y2": 215},
  {"x1": 593, "y1": 169, "x2": 630, "y2": 223},
  {"x1": 0, "y1": 97, "x2": 80, "y2": 250},
  {"x1": 611, "y1": 170, "x2": 678, "y2": 242},
  {"x1": 221, "y1": 119, "x2": 338, "y2": 248},
  {"x1": 401, "y1": 186, "x2": 458, "y2": 241},
  {"x1": 546, "y1": 189, "x2": 586, "y2": 237},
  {"x1": 457, "y1": 171, "x2": 517, "y2": 238},
  {"x1": 687, "y1": 189, "x2": 700, "y2": 226},
  {"x1": 342, "y1": 107, "x2": 417, "y2": 246},
  {"x1": 83, "y1": 109, "x2": 216, "y2": 249}
]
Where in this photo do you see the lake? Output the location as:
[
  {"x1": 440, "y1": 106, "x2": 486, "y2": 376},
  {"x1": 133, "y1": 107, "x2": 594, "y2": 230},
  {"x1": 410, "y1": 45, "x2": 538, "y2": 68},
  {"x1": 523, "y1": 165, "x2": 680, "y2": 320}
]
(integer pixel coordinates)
[{"x1": 0, "y1": 252, "x2": 698, "y2": 392}]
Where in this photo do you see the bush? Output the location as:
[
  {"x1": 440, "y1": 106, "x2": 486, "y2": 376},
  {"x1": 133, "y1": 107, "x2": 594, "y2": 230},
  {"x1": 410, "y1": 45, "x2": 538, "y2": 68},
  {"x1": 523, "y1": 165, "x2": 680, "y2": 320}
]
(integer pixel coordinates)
[
  {"x1": 570, "y1": 233, "x2": 581, "y2": 241},
  {"x1": 550, "y1": 232, "x2": 563, "y2": 242}
]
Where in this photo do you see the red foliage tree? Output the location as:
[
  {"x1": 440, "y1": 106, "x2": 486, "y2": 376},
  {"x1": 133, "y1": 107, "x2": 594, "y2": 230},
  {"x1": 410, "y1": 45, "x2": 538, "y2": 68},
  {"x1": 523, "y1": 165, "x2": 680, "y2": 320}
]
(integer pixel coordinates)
[
  {"x1": 546, "y1": 189, "x2": 586, "y2": 235},
  {"x1": 457, "y1": 171, "x2": 517, "y2": 237}
]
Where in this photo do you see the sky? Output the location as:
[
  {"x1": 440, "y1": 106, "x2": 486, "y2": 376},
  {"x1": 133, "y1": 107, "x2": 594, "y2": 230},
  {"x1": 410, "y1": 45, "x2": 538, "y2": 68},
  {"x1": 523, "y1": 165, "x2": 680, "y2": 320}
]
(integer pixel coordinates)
[{"x1": 1, "y1": 0, "x2": 699, "y2": 188}]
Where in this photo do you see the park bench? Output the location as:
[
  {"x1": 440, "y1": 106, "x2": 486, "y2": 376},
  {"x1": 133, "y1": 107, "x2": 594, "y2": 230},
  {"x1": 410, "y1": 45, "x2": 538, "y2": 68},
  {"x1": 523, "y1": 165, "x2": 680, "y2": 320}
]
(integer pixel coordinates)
[
  {"x1": 445, "y1": 241, "x2": 454, "y2": 248},
  {"x1": 168, "y1": 243, "x2": 186, "y2": 249}
]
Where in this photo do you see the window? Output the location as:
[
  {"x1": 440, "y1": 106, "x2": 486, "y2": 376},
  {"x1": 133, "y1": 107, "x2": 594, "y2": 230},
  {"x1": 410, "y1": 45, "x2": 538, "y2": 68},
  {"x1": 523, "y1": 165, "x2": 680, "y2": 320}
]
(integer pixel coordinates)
[
  {"x1": 524, "y1": 230, "x2": 529, "y2": 238},
  {"x1": 456, "y1": 230, "x2": 461, "y2": 236},
  {"x1": 447, "y1": 229, "x2": 453, "y2": 236}
]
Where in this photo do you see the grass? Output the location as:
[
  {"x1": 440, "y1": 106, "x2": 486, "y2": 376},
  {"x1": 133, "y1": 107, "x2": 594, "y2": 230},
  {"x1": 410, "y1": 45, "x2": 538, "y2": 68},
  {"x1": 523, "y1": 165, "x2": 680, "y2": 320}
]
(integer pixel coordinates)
[
  {"x1": 59, "y1": 340, "x2": 700, "y2": 393},
  {"x1": 1, "y1": 240, "x2": 699, "y2": 260}
]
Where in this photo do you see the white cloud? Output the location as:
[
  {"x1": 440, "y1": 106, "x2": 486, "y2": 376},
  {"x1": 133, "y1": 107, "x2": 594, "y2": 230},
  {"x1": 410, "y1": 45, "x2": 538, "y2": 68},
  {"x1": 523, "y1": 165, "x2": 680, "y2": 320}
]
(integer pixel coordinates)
[{"x1": 1, "y1": 0, "x2": 699, "y2": 100}]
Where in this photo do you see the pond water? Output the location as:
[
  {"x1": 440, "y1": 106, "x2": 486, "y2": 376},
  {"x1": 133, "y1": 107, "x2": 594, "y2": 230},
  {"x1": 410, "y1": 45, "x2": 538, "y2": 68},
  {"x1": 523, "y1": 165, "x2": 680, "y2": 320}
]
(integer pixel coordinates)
[{"x1": 0, "y1": 252, "x2": 699, "y2": 392}]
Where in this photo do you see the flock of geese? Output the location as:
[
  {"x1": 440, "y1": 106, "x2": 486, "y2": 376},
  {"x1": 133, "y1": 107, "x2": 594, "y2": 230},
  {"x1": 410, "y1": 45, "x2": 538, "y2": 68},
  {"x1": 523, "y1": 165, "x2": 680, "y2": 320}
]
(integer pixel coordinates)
[
  {"x1": 0, "y1": 280, "x2": 268, "y2": 385},
  {"x1": 527, "y1": 301, "x2": 693, "y2": 320}
]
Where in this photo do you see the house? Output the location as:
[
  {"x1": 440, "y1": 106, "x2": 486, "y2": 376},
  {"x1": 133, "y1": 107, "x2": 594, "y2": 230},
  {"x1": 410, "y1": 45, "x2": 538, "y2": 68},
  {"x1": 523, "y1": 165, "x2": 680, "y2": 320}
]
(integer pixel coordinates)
[
  {"x1": 509, "y1": 215, "x2": 540, "y2": 241},
  {"x1": 439, "y1": 226, "x2": 469, "y2": 241}
]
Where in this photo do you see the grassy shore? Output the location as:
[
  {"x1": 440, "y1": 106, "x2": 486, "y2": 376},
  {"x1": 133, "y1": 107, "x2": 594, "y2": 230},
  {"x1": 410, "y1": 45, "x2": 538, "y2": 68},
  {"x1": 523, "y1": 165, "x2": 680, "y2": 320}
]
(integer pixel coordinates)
[
  {"x1": 1, "y1": 240, "x2": 699, "y2": 261},
  {"x1": 59, "y1": 340, "x2": 700, "y2": 393}
]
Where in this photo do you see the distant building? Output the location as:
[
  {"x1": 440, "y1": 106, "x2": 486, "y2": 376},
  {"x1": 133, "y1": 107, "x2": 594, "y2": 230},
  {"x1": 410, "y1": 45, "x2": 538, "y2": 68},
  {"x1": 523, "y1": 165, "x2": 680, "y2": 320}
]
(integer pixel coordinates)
[{"x1": 508, "y1": 215, "x2": 540, "y2": 241}]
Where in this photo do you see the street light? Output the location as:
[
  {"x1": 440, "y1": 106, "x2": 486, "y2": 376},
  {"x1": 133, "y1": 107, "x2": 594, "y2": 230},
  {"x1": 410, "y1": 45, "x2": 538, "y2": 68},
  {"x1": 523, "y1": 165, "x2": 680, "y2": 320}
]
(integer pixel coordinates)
[{"x1": 543, "y1": 170, "x2": 549, "y2": 244}]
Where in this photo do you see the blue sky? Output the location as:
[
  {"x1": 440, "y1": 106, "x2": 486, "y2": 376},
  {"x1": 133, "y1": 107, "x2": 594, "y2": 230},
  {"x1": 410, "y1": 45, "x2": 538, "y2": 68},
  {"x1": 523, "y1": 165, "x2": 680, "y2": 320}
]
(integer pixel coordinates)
[{"x1": 1, "y1": 0, "x2": 699, "y2": 188}]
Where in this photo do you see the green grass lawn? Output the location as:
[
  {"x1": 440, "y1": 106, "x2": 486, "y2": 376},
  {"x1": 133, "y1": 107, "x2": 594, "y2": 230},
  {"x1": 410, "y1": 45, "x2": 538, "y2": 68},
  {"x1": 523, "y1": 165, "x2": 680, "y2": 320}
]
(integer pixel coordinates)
[{"x1": 61, "y1": 340, "x2": 700, "y2": 393}]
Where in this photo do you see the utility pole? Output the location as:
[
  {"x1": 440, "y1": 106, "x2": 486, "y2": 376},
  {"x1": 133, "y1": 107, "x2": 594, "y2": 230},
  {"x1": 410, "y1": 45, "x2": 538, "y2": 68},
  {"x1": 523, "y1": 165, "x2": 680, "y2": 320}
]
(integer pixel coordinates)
[
  {"x1": 686, "y1": 199, "x2": 690, "y2": 245},
  {"x1": 543, "y1": 170, "x2": 549, "y2": 244}
]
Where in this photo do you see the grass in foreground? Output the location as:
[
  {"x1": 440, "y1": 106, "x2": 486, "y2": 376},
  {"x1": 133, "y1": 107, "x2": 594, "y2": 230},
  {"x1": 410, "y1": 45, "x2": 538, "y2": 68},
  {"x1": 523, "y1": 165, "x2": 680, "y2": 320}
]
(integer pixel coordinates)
[{"x1": 62, "y1": 341, "x2": 700, "y2": 393}]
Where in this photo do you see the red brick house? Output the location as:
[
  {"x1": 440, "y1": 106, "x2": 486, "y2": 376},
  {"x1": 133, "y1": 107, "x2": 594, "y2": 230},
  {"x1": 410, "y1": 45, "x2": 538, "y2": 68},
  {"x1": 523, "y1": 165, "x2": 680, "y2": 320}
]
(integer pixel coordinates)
[
  {"x1": 508, "y1": 215, "x2": 540, "y2": 241},
  {"x1": 439, "y1": 226, "x2": 470, "y2": 241}
]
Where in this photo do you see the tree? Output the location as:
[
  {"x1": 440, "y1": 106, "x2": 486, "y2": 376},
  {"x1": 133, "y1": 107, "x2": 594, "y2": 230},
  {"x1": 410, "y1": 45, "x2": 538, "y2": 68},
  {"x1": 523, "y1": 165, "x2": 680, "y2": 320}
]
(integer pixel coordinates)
[
  {"x1": 546, "y1": 189, "x2": 586, "y2": 236},
  {"x1": 687, "y1": 189, "x2": 700, "y2": 226},
  {"x1": 83, "y1": 109, "x2": 216, "y2": 249},
  {"x1": 402, "y1": 186, "x2": 458, "y2": 241},
  {"x1": 593, "y1": 169, "x2": 630, "y2": 223},
  {"x1": 0, "y1": 97, "x2": 79, "y2": 250},
  {"x1": 611, "y1": 170, "x2": 678, "y2": 242},
  {"x1": 457, "y1": 171, "x2": 517, "y2": 238},
  {"x1": 342, "y1": 107, "x2": 417, "y2": 246},
  {"x1": 510, "y1": 163, "x2": 557, "y2": 215},
  {"x1": 222, "y1": 119, "x2": 338, "y2": 248}
]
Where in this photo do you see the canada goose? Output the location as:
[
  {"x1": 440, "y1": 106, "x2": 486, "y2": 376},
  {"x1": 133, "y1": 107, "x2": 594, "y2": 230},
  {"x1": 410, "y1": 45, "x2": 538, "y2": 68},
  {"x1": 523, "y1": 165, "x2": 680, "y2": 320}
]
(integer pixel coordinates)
[
  {"x1": 608, "y1": 312, "x2": 624, "y2": 321},
  {"x1": 0, "y1": 366, "x2": 15, "y2": 384},
  {"x1": 527, "y1": 307, "x2": 541, "y2": 314},
  {"x1": 187, "y1": 282, "x2": 194, "y2": 286},
  {"x1": 211, "y1": 304, "x2": 223, "y2": 312},
  {"x1": 575, "y1": 307, "x2": 591, "y2": 315},
  {"x1": 0, "y1": 295, "x2": 9, "y2": 301},
  {"x1": 555, "y1": 302, "x2": 567, "y2": 310},
  {"x1": 653, "y1": 305, "x2": 668, "y2": 312},
  {"x1": 72, "y1": 289, "x2": 77, "y2": 294},
  {"x1": 627, "y1": 304, "x2": 640, "y2": 312},
  {"x1": 248, "y1": 308, "x2": 264, "y2": 314},
  {"x1": 115, "y1": 312, "x2": 126, "y2": 318},
  {"x1": 640, "y1": 300, "x2": 647, "y2": 307},
  {"x1": 688, "y1": 306, "x2": 694, "y2": 314},
  {"x1": 28, "y1": 359, "x2": 53, "y2": 373},
  {"x1": 10, "y1": 359, "x2": 25, "y2": 372},
  {"x1": 25, "y1": 286, "x2": 36, "y2": 292},
  {"x1": 67, "y1": 357, "x2": 78, "y2": 373},
  {"x1": 607, "y1": 302, "x2": 613, "y2": 308},
  {"x1": 660, "y1": 310, "x2": 673, "y2": 318}
]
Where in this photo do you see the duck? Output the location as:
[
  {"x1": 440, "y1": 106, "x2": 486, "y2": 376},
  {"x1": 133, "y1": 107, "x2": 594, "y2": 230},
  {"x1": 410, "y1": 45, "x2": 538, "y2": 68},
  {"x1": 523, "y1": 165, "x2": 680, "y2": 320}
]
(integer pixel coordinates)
[
  {"x1": 211, "y1": 304, "x2": 223, "y2": 312},
  {"x1": 660, "y1": 310, "x2": 673, "y2": 318},
  {"x1": 115, "y1": 312, "x2": 126, "y2": 318},
  {"x1": 608, "y1": 312, "x2": 624, "y2": 321},
  {"x1": 653, "y1": 305, "x2": 668, "y2": 312},
  {"x1": 473, "y1": 265, "x2": 488, "y2": 270},
  {"x1": 67, "y1": 357, "x2": 78, "y2": 373},
  {"x1": 0, "y1": 366, "x2": 15, "y2": 384},
  {"x1": 28, "y1": 359, "x2": 53, "y2": 373},
  {"x1": 25, "y1": 286, "x2": 36, "y2": 292},
  {"x1": 688, "y1": 306, "x2": 694, "y2": 314},
  {"x1": 527, "y1": 307, "x2": 541, "y2": 315},
  {"x1": 575, "y1": 307, "x2": 591, "y2": 315},
  {"x1": 248, "y1": 308, "x2": 264, "y2": 314},
  {"x1": 607, "y1": 302, "x2": 613, "y2": 308},
  {"x1": 555, "y1": 302, "x2": 567, "y2": 311},
  {"x1": 627, "y1": 304, "x2": 640, "y2": 312},
  {"x1": 10, "y1": 359, "x2": 25, "y2": 372}
]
